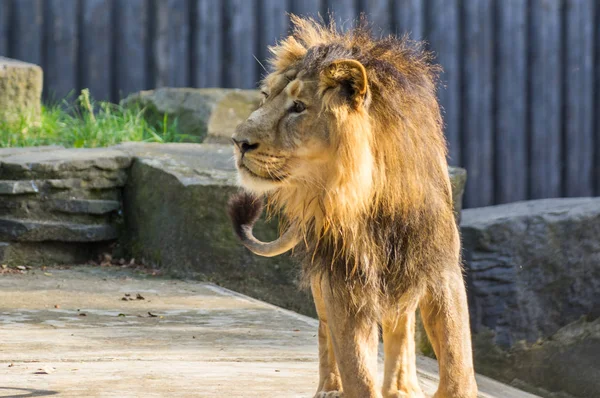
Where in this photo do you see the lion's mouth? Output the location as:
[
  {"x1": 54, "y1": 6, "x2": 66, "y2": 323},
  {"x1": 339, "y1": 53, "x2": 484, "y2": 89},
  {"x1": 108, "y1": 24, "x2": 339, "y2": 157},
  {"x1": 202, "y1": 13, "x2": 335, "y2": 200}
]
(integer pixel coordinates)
[{"x1": 238, "y1": 161, "x2": 288, "y2": 183}]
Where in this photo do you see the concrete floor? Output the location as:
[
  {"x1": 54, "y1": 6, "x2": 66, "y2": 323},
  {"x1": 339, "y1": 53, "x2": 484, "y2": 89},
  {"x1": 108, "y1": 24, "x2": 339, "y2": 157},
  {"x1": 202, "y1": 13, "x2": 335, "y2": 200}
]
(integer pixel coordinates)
[{"x1": 0, "y1": 267, "x2": 538, "y2": 398}]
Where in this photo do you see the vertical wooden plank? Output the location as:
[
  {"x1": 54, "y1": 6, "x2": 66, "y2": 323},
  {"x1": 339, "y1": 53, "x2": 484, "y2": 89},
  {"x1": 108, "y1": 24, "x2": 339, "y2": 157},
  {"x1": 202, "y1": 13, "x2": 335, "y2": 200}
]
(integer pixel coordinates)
[
  {"x1": 596, "y1": 1, "x2": 600, "y2": 196},
  {"x1": 114, "y1": 0, "x2": 148, "y2": 99},
  {"x1": 80, "y1": 0, "x2": 112, "y2": 101},
  {"x1": 529, "y1": 0, "x2": 563, "y2": 199},
  {"x1": 44, "y1": 0, "x2": 78, "y2": 101},
  {"x1": 564, "y1": 0, "x2": 594, "y2": 197},
  {"x1": 0, "y1": 0, "x2": 10, "y2": 56},
  {"x1": 193, "y1": 0, "x2": 222, "y2": 88},
  {"x1": 153, "y1": 0, "x2": 190, "y2": 88},
  {"x1": 495, "y1": 0, "x2": 527, "y2": 204},
  {"x1": 394, "y1": 0, "x2": 424, "y2": 40},
  {"x1": 223, "y1": 0, "x2": 257, "y2": 89},
  {"x1": 11, "y1": 0, "x2": 43, "y2": 65},
  {"x1": 427, "y1": 0, "x2": 460, "y2": 167},
  {"x1": 257, "y1": 0, "x2": 289, "y2": 80},
  {"x1": 362, "y1": 0, "x2": 391, "y2": 37},
  {"x1": 462, "y1": 0, "x2": 494, "y2": 208},
  {"x1": 291, "y1": 0, "x2": 321, "y2": 19},
  {"x1": 325, "y1": 0, "x2": 356, "y2": 30}
]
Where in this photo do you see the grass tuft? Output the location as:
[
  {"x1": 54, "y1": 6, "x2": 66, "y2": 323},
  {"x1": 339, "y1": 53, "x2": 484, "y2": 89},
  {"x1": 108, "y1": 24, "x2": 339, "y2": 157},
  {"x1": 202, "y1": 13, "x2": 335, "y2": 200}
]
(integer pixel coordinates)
[{"x1": 0, "y1": 90, "x2": 192, "y2": 148}]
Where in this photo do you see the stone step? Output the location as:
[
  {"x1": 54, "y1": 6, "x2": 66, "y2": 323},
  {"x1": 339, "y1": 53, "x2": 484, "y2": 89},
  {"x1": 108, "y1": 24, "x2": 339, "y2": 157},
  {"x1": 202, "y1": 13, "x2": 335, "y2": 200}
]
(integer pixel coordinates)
[{"x1": 0, "y1": 217, "x2": 118, "y2": 242}]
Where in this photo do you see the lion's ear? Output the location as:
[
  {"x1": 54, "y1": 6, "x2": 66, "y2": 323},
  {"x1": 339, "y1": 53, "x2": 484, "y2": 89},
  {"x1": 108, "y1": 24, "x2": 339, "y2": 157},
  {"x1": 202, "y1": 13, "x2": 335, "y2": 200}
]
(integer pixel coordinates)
[{"x1": 320, "y1": 59, "x2": 369, "y2": 108}]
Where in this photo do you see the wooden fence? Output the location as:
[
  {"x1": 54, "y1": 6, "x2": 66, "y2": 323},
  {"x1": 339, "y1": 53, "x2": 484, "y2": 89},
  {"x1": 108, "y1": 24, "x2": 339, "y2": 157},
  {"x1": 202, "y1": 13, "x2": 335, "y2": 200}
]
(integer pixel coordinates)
[{"x1": 0, "y1": 0, "x2": 598, "y2": 207}]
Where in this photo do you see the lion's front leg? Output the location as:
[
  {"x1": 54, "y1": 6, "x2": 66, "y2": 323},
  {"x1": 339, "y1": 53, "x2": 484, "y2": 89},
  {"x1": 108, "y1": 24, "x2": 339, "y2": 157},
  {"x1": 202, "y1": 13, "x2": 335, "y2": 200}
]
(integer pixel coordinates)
[
  {"x1": 312, "y1": 279, "x2": 343, "y2": 397},
  {"x1": 419, "y1": 269, "x2": 478, "y2": 398},
  {"x1": 381, "y1": 308, "x2": 425, "y2": 398},
  {"x1": 318, "y1": 279, "x2": 381, "y2": 398}
]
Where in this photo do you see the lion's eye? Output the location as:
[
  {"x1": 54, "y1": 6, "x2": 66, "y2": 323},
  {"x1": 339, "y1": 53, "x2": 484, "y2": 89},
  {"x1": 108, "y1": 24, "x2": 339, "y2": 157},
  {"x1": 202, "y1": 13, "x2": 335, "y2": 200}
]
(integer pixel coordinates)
[
  {"x1": 291, "y1": 101, "x2": 306, "y2": 113},
  {"x1": 261, "y1": 91, "x2": 269, "y2": 99}
]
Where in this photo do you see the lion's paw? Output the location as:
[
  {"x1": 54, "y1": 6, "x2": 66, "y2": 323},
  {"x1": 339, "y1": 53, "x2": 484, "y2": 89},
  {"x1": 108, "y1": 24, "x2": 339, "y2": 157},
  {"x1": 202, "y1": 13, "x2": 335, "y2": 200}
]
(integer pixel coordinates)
[{"x1": 314, "y1": 391, "x2": 343, "y2": 398}]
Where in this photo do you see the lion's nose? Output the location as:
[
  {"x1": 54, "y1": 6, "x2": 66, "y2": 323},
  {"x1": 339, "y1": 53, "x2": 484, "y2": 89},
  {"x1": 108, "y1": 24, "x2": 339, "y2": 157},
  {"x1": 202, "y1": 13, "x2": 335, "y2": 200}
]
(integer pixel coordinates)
[{"x1": 232, "y1": 138, "x2": 259, "y2": 155}]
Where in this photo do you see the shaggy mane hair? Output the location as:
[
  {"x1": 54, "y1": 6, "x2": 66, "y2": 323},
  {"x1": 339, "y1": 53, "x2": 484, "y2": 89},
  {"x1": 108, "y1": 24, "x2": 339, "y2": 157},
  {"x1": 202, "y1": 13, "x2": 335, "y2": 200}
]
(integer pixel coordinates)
[{"x1": 266, "y1": 16, "x2": 459, "y2": 315}]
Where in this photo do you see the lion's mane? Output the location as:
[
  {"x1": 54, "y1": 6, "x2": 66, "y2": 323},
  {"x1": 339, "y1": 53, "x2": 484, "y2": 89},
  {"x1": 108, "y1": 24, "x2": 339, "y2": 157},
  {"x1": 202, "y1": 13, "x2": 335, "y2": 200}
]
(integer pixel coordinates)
[{"x1": 268, "y1": 16, "x2": 459, "y2": 315}]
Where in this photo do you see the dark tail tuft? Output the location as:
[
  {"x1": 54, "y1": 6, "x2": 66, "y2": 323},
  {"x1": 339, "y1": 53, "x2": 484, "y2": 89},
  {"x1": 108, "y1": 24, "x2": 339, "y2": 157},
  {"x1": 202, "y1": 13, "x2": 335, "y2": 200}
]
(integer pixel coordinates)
[{"x1": 227, "y1": 191, "x2": 264, "y2": 240}]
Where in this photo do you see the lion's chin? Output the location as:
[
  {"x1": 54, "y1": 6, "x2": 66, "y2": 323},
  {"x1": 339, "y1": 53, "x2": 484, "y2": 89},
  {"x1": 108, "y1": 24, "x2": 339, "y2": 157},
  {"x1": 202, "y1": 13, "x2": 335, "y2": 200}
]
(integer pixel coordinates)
[{"x1": 236, "y1": 164, "x2": 283, "y2": 194}]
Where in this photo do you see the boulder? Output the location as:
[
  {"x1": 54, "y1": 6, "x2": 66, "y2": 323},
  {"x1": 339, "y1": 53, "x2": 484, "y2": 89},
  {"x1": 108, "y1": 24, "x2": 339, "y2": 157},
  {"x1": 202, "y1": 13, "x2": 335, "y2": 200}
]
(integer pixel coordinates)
[
  {"x1": 121, "y1": 88, "x2": 261, "y2": 143},
  {"x1": 122, "y1": 143, "x2": 467, "y2": 317},
  {"x1": 461, "y1": 198, "x2": 600, "y2": 397},
  {"x1": 0, "y1": 57, "x2": 43, "y2": 124}
]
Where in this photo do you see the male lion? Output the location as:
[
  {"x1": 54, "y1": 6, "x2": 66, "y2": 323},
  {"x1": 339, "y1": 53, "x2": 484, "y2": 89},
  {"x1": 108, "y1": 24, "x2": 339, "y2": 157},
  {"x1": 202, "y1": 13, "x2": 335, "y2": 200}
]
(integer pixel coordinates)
[{"x1": 227, "y1": 16, "x2": 477, "y2": 398}]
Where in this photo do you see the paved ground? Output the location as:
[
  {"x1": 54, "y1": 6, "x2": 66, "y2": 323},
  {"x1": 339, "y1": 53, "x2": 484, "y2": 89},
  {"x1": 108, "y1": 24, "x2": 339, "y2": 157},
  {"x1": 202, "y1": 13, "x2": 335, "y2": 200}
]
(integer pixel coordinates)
[{"x1": 0, "y1": 267, "x2": 538, "y2": 398}]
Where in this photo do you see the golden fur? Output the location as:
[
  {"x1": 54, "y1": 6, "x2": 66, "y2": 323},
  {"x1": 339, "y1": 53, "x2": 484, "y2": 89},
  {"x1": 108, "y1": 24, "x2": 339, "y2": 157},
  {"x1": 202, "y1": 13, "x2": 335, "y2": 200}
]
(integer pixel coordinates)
[{"x1": 229, "y1": 16, "x2": 477, "y2": 398}]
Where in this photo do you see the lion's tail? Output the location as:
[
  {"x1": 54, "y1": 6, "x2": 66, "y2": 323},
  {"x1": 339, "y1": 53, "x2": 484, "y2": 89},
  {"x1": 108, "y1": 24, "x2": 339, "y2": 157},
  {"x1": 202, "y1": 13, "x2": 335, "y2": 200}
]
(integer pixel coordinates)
[{"x1": 227, "y1": 191, "x2": 300, "y2": 257}]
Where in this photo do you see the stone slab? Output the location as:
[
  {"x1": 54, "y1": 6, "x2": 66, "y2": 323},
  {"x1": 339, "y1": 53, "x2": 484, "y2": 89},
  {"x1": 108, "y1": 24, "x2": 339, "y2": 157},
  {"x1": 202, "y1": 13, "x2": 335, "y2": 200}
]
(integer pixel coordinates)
[
  {"x1": 0, "y1": 267, "x2": 537, "y2": 398},
  {"x1": 0, "y1": 148, "x2": 132, "y2": 179},
  {"x1": 0, "y1": 57, "x2": 43, "y2": 124},
  {"x1": 0, "y1": 217, "x2": 118, "y2": 242}
]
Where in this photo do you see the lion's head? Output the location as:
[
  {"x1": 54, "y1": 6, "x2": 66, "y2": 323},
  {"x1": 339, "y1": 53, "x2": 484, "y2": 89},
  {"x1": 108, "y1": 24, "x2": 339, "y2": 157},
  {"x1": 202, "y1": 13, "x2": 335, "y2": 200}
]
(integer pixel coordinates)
[{"x1": 230, "y1": 16, "x2": 453, "y2": 265}]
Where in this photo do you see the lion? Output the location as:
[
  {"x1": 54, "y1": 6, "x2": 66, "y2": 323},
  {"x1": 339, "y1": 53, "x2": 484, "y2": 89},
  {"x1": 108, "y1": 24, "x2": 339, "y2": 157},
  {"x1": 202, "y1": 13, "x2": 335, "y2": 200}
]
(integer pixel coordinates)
[{"x1": 227, "y1": 16, "x2": 477, "y2": 398}]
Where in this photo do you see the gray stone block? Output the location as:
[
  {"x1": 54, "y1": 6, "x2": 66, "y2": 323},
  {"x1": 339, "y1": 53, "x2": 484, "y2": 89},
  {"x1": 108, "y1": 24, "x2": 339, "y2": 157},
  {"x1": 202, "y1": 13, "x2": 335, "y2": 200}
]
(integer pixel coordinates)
[{"x1": 461, "y1": 198, "x2": 600, "y2": 397}]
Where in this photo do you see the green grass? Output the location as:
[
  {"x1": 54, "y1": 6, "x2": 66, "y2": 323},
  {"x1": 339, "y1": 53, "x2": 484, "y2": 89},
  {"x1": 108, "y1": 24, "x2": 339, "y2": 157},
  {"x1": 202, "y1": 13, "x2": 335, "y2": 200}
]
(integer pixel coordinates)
[{"x1": 0, "y1": 89, "x2": 192, "y2": 148}]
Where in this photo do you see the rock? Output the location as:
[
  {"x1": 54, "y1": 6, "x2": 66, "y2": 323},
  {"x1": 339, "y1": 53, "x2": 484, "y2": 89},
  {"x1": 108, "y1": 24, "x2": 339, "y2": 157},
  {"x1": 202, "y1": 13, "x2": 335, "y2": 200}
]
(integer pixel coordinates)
[
  {"x1": 460, "y1": 197, "x2": 600, "y2": 397},
  {"x1": 49, "y1": 199, "x2": 120, "y2": 215},
  {"x1": 121, "y1": 88, "x2": 261, "y2": 143},
  {"x1": 0, "y1": 148, "x2": 131, "y2": 180},
  {"x1": 0, "y1": 217, "x2": 118, "y2": 242},
  {"x1": 0, "y1": 57, "x2": 43, "y2": 124},
  {"x1": 123, "y1": 143, "x2": 467, "y2": 318}
]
